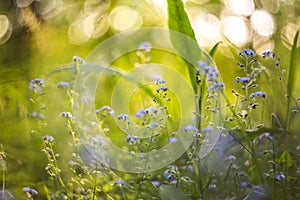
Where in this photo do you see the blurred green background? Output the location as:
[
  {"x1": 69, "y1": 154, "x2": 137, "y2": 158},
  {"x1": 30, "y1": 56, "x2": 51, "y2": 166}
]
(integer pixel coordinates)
[{"x1": 0, "y1": 0, "x2": 300, "y2": 198}]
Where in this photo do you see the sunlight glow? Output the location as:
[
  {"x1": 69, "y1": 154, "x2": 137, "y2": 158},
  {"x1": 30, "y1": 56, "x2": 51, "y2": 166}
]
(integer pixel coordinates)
[
  {"x1": 222, "y1": 16, "x2": 252, "y2": 47},
  {"x1": 0, "y1": 15, "x2": 10, "y2": 39},
  {"x1": 109, "y1": 6, "x2": 143, "y2": 32},
  {"x1": 192, "y1": 12, "x2": 222, "y2": 48},
  {"x1": 151, "y1": 0, "x2": 168, "y2": 16},
  {"x1": 251, "y1": 10, "x2": 275, "y2": 37},
  {"x1": 0, "y1": 15, "x2": 11, "y2": 45},
  {"x1": 68, "y1": 13, "x2": 109, "y2": 45},
  {"x1": 225, "y1": 0, "x2": 254, "y2": 16},
  {"x1": 16, "y1": 0, "x2": 34, "y2": 8}
]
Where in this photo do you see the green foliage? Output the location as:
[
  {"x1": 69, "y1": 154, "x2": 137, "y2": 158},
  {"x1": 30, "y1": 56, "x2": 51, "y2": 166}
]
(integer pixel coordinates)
[
  {"x1": 167, "y1": 0, "x2": 200, "y2": 92},
  {"x1": 159, "y1": 185, "x2": 191, "y2": 200},
  {"x1": 278, "y1": 150, "x2": 294, "y2": 168},
  {"x1": 286, "y1": 30, "x2": 300, "y2": 130}
]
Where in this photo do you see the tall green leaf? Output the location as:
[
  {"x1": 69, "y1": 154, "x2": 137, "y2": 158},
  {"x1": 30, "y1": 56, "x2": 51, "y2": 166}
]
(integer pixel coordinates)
[
  {"x1": 167, "y1": 0, "x2": 200, "y2": 93},
  {"x1": 209, "y1": 42, "x2": 222, "y2": 58},
  {"x1": 286, "y1": 29, "x2": 299, "y2": 130}
]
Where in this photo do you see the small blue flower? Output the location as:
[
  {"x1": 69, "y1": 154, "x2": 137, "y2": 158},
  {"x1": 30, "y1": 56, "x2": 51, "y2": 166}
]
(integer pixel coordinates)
[
  {"x1": 126, "y1": 135, "x2": 138, "y2": 145},
  {"x1": 138, "y1": 42, "x2": 152, "y2": 52},
  {"x1": 198, "y1": 61, "x2": 209, "y2": 67},
  {"x1": 147, "y1": 122, "x2": 159, "y2": 129},
  {"x1": 201, "y1": 126, "x2": 212, "y2": 133},
  {"x1": 240, "y1": 181, "x2": 251, "y2": 188},
  {"x1": 184, "y1": 125, "x2": 199, "y2": 133},
  {"x1": 225, "y1": 155, "x2": 236, "y2": 162},
  {"x1": 60, "y1": 111, "x2": 73, "y2": 119},
  {"x1": 43, "y1": 135, "x2": 54, "y2": 142},
  {"x1": 258, "y1": 132, "x2": 272, "y2": 140},
  {"x1": 114, "y1": 180, "x2": 125, "y2": 185},
  {"x1": 23, "y1": 187, "x2": 38, "y2": 195},
  {"x1": 262, "y1": 50, "x2": 275, "y2": 59},
  {"x1": 296, "y1": 145, "x2": 300, "y2": 150},
  {"x1": 249, "y1": 91, "x2": 266, "y2": 99},
  {"x1": 297, "y1": 167, "x2": 300, "y2": 173},
  {"x1": 72, "y1": 56, "x2": 85, "y2": 64},
  {"x1": 135, "y1": 109, "x2": 148, "y2": 118},
  {"x1": 95, "y1": 106, "x2": 114, "y2": 117},
  {"x1": 208, "y1": 82, "x2": 224, "y2": 91},
  {"x1": 29, "y1": 111, "x2": 45, "y2": 120},
  {"x1": 156, "y1": 79, "x2": 167, "y2": 85},
  {"x1": 275, "y1": 173, "x2": 286, "y2": 181},
  {"x1": 117, "y1": 114, "x2": 130, "y2": 121},
  {"x1": 156, "y1": 86, "x2": 168, "y2": 93},
  {"x1": 57, "y1": 81, "x2": 71, "y2": 89},
  {"x1": 239, "y1": 49, "x2": 256, "y2": 58},
  {"x1": 151, "y1": 181, "x2": 161, "y2": 186},
  {"x1": 235, "y1": 77, "x2": 251, "y2": 84},
  {"x1": 163, "y1": 165, "x2": 178, "y2": 181},
  {"x1": 208, "y1": 183, "x2": 216, "y2": 191},
  {"x1": 29, "y1": 78, "x2": 45, "y2": 92},
  {"x1": 169, "y1": 137, "x2": 178, "y2": 143}
]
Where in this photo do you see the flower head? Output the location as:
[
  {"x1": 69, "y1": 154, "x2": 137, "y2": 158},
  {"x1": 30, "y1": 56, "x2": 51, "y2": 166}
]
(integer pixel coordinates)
[
  {"x1": 235, "y1": 77, "x2": 251, "y2": 84},
  {"x1": 135, "y1": 109, "x2": 148, "y2": 118},
  {"x1": 225, "y1": 155, "x2": 236, "y2": 162},
  {"x1": 29, "y1": 78, "x2": 45, "y2": 92},
  {"x1": 126, "y1": 135, "x2": 138, "y2": 145},
  {"x1": 275, "y1": 173, "x2": 286, "y2": 181},
  {"x1": 72, "y1": 56, "x2": 85, "y2": 64},
  {"x1": 60, "y1": 111, "x2": 73, "y2": 119},
  {"x1": 262, "y1": 50, "x2": 275, "y2": 59},
  {"x1": 258, "y1": 132, "x2": 272, "y2": 140},
  {"x1": 57, "y1": 81, "x2": 71, "y2": 89},
  {"x1": 138, "y1": 42, "x2": 152, "y2": 52},
  {"x1": 249, "y1": 91, "x2": 266, "y2": 99},
  {"x1": 117, "y1": 114, "x2": 130, "y2": 121},
  {"x1": 114, "y1": 180, "x2": 125, "y2": 185},
  {"x1": 239, "y1": 49, "x2": 256, "y2": 58},
  {"x1": 208, "y1": 82, "x2": 224, "y2": 91},
  {"x1": 240, "y1": 181, "x2": 251, "y2": 188},
  {"x1": 43, "y1": 135, "x2": 54, "y2": 142},
  {"x1": 163, "y1": 165, "x2": 178, "y2": 180},
  {"x1": 23, "y1": 187, "x2": 38, "y2": 195},
  {"x1": 208, "y1": 183, "x2": 217, "y2": 191},
  {"x1": 95, "y1": 106, "x2": 114, "y2": 117}
]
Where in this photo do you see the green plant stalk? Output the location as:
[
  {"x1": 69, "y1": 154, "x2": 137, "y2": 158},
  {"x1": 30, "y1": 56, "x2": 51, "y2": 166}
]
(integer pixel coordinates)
[
  {"x1": 2, "y1": 172, "x2": 5, "y2": 199},
  {"x1": 286, "y1": 30, "x2": 299, "y2": 131}
]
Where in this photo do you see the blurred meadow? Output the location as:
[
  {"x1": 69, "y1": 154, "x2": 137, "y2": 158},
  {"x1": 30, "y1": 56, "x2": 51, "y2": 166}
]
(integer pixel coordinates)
[{"x1": 0, "y1": 0, "x2": 300, "y2": 199}]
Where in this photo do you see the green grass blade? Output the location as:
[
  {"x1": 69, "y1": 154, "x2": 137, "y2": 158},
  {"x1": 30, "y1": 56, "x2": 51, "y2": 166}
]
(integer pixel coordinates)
[
  {"x1": 286, "y1": 29, "x2": 299, "y2": 130},
  {"x1": 167, "y1": 0, "x2": 199, "y2": 93},
  {"x1": 209, "y1": 42, "x2": 222, "y2": 58}
]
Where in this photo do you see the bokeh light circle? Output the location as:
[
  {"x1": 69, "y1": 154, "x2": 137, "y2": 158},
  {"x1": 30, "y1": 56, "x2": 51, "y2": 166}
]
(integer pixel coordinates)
[
  {"x1": 222, "y1": 16, "x2": 252, "y2": 46},
  {"x1": 109, "y1": 5, "x2": 143, "y2": 32},
  {"x1": 251, "y1": 10, "x2": 275, "y2": 37},
  {"x1": 72, "y1": 28, "x2": 225, "y2": 173},
  {"x1": 0, "y1": 15, "x2": 12, "y2": 45}
]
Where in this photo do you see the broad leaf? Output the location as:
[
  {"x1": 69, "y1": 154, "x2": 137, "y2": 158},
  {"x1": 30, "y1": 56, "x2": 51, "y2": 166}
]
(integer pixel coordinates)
[
  {"x1": 278, "y1": 150, "x2": 294, "y2": 168},
  {"x1": 167, "y1": 0, "x2": 200, "y2": 93}
]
